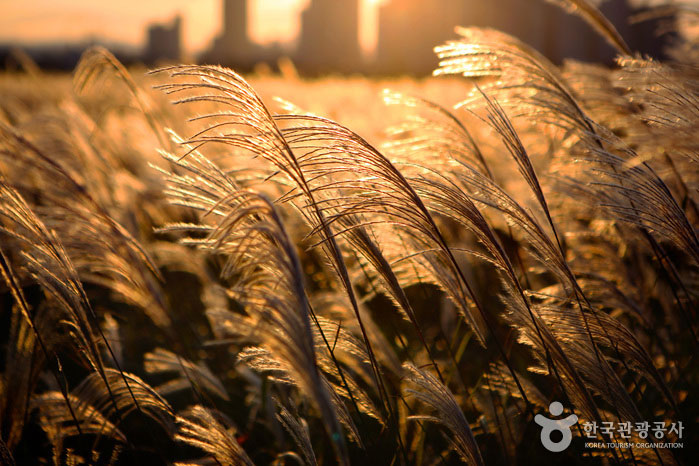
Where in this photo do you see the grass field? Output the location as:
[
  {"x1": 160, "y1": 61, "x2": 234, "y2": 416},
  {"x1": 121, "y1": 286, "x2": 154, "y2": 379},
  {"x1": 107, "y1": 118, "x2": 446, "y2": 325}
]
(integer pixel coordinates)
[{"x1": 0, "y1": 6, "x2": 697, "y2": 466}]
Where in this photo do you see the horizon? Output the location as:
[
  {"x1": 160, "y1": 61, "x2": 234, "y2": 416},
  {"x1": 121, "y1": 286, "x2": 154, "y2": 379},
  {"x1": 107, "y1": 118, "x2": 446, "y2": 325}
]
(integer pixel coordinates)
[{"x1": 0, "y1": 0, "x2": 386, "y2": 58}]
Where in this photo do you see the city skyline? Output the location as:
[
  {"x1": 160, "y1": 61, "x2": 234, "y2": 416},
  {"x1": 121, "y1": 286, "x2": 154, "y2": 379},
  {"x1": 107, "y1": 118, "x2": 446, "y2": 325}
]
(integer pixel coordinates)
[
  {"x1": 1, "y1": 0, "x2": 679, "y2": 74},
  {"x1": 0, "y1": 0, "x2": 386, "y2": 57}
]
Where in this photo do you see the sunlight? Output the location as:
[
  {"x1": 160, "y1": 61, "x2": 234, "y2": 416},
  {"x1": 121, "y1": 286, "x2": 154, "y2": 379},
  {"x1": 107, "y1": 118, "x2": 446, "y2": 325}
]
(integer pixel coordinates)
[{"x1": 0, "y1": 2, "x2": 695, "y2": 465}]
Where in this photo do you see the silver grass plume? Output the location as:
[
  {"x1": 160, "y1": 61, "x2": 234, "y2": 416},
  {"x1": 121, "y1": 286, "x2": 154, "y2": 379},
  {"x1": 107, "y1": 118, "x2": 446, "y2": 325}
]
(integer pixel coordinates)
[
  {"x1": 144, "y1": 348, "x2": 230, "y2": 401},
  {"x1": 157, "y1": 145, "x2": 350, "y2": 464},
  {"x1": 403, "y1": 363, "x2": 484, "y2": 466},
  {"x1": 174, "y1": 405, "x2": 255, "y2": 466},
  {"x1": 154, "y1": 65, "x2": 394, "y2": 428}
]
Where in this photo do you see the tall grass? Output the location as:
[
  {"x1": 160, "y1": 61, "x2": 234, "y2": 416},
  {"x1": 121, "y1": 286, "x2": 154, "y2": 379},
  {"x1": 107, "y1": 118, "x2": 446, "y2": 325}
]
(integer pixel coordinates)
[{"x1": 0, "y1": 4, "x2": 696, "y2": 465}]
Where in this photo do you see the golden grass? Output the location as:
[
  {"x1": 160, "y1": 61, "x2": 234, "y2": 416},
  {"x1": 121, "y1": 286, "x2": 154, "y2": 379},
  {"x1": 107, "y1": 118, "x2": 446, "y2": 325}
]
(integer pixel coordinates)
[{"x1": 0, "y1": 12, "x2": 697, "y2": 466}]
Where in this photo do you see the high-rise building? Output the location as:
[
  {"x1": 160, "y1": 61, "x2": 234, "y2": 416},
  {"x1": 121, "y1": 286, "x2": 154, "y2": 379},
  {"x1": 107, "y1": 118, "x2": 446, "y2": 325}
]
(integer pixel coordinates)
[
  {"x1": 201, "y1": 0, "x2": 253, "y2": 66},
  {"x1": 296, "y1": 0, "x2": 361, "y2": 73},
  {"x1": 222, "y1": 0, "x2": 248, "y2": 47},
  {"x1": 374, "y1": 0, "x2": 646, "y2": 74},
  {"x1": 145, "y1": 15, "x2": 182, "y2": 64}
]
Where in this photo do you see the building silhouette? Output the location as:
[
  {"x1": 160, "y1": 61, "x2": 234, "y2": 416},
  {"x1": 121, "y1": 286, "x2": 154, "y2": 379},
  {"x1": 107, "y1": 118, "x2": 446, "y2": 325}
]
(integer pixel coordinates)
[
  {"x1": 144, "y1": 15, "x2": 182, "y2": 64},
  {"x1": 296, "y1": 0, "x2": 362, "y2": 73},
  {"x1": 223, "y1": 0, "x2": 249, "y2": 47},
  {"x1": 375, "y1": 0, "x2": 571, "y2": 74},
  {"x1": 374, "y1": 0, "x2": 675, "y2": 75},
  {"x1": 201, "y1": 0, "x2": 288, "y2": 70},
  {"x1": 187, "y1": 0, "x2": 676, "y2": 75},
  {"x1": 201, "y1": 0, "x2": 254, "y2": 67}
]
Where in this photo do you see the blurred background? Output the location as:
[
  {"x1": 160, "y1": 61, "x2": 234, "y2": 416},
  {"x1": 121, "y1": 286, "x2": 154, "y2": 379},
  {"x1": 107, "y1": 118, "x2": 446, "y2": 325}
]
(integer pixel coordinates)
[{"x1": 0, "y1": 0, "x2": 686, "y2": 74}]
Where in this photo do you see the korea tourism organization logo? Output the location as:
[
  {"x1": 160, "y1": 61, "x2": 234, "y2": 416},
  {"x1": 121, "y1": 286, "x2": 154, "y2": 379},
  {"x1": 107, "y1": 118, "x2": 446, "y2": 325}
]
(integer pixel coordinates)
[
  {"x1": 535, "y1": 401, "x2": 578, "y2": 452},
  {"x1": 535, "y1": 401, "x2": 685, "y2": 452}
]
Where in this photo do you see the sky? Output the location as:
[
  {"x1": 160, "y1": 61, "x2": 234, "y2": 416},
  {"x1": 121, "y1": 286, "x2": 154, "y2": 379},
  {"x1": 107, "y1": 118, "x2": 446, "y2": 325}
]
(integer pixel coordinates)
[{"x1": 0, "y1": 0, "x2": 386, "y2": 56}]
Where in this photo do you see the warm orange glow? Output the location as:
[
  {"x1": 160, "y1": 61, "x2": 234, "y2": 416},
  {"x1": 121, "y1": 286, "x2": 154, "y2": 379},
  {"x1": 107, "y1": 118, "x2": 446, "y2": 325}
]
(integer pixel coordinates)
[{"x1": 0, "y1": 0, "x2": 384, "y2": 56}]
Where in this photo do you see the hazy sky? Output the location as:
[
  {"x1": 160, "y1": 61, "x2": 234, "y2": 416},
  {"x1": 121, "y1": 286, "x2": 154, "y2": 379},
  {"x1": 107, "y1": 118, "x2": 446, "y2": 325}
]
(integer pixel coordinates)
[{"x1": 0, "y1": 0, "x2": 386, "y2": 55}]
